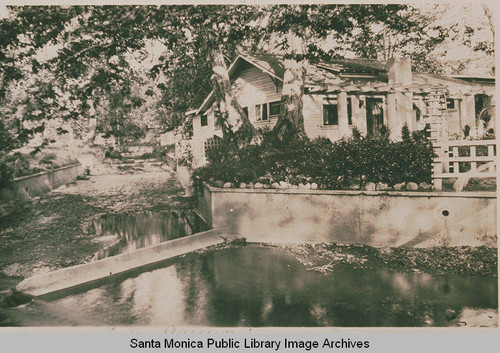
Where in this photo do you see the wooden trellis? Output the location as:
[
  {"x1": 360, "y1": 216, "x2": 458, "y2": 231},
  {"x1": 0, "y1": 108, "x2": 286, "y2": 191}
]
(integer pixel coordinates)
[{"x1": 204, "y1": 136, "x2": 222, "y2": 154}]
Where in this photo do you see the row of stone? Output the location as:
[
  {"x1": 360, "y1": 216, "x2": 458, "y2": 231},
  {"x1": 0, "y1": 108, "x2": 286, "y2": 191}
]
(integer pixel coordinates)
[
  {"x1": 361, "y1": 181, "x2": 433, "y2": 191},
  {"x1": 211, "y1": 180, "x2": 435, "y2": 191},
  {"x1": 212, "y1": 180, "x2": 319, "y2": 190}
]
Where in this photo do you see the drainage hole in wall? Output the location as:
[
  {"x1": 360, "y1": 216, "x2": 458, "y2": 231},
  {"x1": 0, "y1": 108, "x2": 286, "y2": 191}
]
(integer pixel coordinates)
[{"x1": 442, "y1": 210, "x2": 449, "y2": 217}]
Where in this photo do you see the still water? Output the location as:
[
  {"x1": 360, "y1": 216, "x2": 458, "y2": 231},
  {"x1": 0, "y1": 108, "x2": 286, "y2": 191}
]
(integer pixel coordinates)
[
  {"x1": 8, "y1": 246, "x2": 497, "y2": 327},
  {"x1": 89, "y1": 211, "x2": 210, "y2": 259}
]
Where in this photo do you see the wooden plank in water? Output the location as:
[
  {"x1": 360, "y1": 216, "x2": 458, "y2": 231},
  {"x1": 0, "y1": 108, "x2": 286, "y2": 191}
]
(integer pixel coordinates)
[{"x1": 16, "y1": 229, "x2": 223, "y2": 297}]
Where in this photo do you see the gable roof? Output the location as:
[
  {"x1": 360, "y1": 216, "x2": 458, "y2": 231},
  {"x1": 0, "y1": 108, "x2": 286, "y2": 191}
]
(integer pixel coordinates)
[
  {"x1": 195, "y1": 53, "x2": 387, "y2": 114},
  {"x1": 193, "y1": 53, "x2": 495, "y2": 114},
  {"x1": 195, "y1": 54, "x2": 284, "y2": 115}
]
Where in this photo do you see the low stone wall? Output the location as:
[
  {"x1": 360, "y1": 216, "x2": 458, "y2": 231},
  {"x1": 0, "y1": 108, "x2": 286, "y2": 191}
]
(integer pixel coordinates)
[
  {"x1": 14, "y1": 163, "x2": 83, "y2": 199},
  {"x1": 199, "y1": 184, "x2": 497, "y2": 248}
]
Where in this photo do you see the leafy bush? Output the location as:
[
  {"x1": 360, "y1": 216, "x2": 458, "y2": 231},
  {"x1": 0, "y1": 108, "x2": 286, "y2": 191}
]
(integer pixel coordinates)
[
  {"x1": 193, "y1": 126, "x2": 434, "y2": 190},
  {"x1": 39, "y1": 152, "x2": 57, "y2": 165},
  {"x1": 139, "y1": 146, "x2": 172, "y2": 161},
  {"x1": 4, "y1": 152, "x2": 31, "y2": 178},
  {"x1": 0, "y1": 156, "x2": 13, "y2": 188},
  {"x1": 105, "y1": 149, "x2": 123, "y2": 159}
]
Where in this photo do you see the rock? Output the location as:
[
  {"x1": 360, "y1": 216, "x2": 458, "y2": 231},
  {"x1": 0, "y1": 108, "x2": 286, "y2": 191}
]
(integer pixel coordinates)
[
  {"x1": 364, "y1": 182, "x2": 376, "y2": 191},
  {"x1": 254, "y1": 182, "x2": 263, "y2": 189},
  {"x1": 271, "y1": 182, "x2": 280, "y2": 189},
  {"x1": 298, "y1": 183, "x2": 306, "y2": 189},
  {"x1": 406, "y1": 182, "x2": 419, "y2": 191},
  {"x1": 263, "y1": 184, "x2": 270, "y2": 189},
  {"x1": 279, "y1": 181, "x2": 288, "y2": 189},
  {"x1": 311, "y1": 183, "x2": 318, "y2": 190},
  {"x1": 247, "y1": 182, "x2": 254, "y2": 189},
  {"x1": 349, "y1": 184, "x2": 360, "y2": 190},
  {"x1": 445, "y1": 308, "x2": 458, "y2": 321},
  {"x1": 419, "y1": 182, "x2": 432, "y2": 191},
  {"x1": 223, "y1": 182, "x2": 232, "y2": 188},
  {"x1": 214, "y1": 180, "x2": 224, "y2": 188},
  {"x1": 376, "y1": 182, "x2": 389, "y2": 191},
  {"x1": 291, "y1": 184, "x2": 299, "y2": 189},
  {"x1": 423, "y1": 314, "x2": 434, "y2": 326},
  {"x1": 304, "y1": 183, "x2": 311, "y2": 190},
  {"x1": 393, "y1": 182, "x2": 405, "y2": 190},
  {"x1": 239, "y1": 182, "x2": 247, "y2": 189}
]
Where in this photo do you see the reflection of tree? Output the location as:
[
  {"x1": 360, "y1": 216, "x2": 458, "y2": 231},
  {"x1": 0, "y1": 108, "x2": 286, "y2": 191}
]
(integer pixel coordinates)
[
  {"x1": 93, "y1": 212, "x2": 195, "y2": 259},
  {"x1": 175, "y1": 252, "x2": 217, "y2": 325},
  {"x1": 266, "y1": 293, "x2": 318, "y2": 327},
  {"x1": 172, "y1": 247, "x2": 497, "y2": 327}
]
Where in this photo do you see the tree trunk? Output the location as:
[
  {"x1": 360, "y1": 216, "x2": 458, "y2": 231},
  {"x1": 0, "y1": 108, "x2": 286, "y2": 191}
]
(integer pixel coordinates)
[
  {"x1": 481, "y1": 4, "x2": 494, "y2": 37},
  {"x1": 272, "y1": 32, "x2": 308, "y2": 141},
  {"x1": 210, "y1": 47, "x2": 256, "y2": 142}
]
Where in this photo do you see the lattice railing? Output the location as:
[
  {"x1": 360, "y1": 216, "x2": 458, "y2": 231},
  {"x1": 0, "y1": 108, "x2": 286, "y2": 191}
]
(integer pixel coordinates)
[{"x1": 432, "y1": 139, "x2": 498, "y2": 189}]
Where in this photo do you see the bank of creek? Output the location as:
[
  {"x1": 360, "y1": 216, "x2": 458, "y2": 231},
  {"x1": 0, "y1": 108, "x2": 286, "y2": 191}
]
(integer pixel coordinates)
[{"x1": 0, "y1": 161, "x2": 497, "y2": 327}]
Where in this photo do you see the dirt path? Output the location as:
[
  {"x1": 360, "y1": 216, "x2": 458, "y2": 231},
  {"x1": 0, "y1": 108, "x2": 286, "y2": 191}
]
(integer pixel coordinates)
[{"x1": 0, "y1": 160, "x2": 191, "y2": 287}]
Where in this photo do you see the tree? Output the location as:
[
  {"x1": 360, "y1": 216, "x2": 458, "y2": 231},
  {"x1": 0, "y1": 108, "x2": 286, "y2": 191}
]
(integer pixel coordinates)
[
  {"x1": 344, "y1": 4, "x2": 452, "y2": 73},
  {"x1": 0, "y1": 5, "x2": 266, "y2": 150},
  {"x1": 264, "y1": 4, "x2": 417, "y2": 140},
  {"x1": 0, "y1": 4, "x2": 494, "y2": 152},
  {"x1": 167, "y1": 6, "x2": 266, "y2": 143}
]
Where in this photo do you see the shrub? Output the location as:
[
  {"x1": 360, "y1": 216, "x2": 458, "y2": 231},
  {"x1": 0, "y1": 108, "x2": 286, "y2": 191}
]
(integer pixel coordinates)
[
  {"x1": 105, "y1": 149, "x2": 123, "y2": 159},
  {"x1": 39, "y1": 153, "x2": 57, "y2": 165},
  {"x1": 6, "y1": 153, "x2": 31, "y2": 178},
  {"x1": 0, "y1": 156, "x2": 13, "y2": 188},
  {"x1": 193, "y1": 126, "x2": 433, "y2": 191}
]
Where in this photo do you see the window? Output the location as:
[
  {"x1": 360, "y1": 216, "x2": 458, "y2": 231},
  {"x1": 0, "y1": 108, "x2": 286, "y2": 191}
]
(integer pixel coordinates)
[
  {"x1": 323, "y1": 104, "x2": 338, "y2": 126},
  {"x1": 347, "y1": 98, "x2": 353, "y2": 125},
  {"x1": 201, "y1": 114, "x2": 208, "y2": 126},
  {"x1": 269, "y1": 101, "x2": 281, "y2": 116},
  {"x1": 447, "y1": 98, "x2": 456, "y2": 109},
  {"x1": 413, "y1": 104, "x2": 421, "y2": 121},
  {"x1": 255, "y1": 104, "x2": 269, "y2": 121}
]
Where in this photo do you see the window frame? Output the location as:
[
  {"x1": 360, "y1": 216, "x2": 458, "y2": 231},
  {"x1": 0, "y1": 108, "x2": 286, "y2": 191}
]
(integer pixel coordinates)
[
  {"x1": 347, "y1": 97, "x2": 353, "y2": 126},
  {"x1": 200, "y1": 113, "x2": 208, "y2": 127},
  {"x1": 268, "y1": 101, "x2": 281, "y2": 117},
  {"x1": 255, "y1": 103, "x2": 269, "y2": 121},
  {"x1": 323, "y1": 103, "x2": 339, "y2": 126}
]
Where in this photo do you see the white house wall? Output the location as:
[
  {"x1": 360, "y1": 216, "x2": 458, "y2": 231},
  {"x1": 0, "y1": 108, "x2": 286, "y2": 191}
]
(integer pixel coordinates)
[
  {"x1": 192, "y1": 107, "x2": 222, "y2": 167},
  {"x1": 234, "y1": 64, "x2": 282, "y2": 128}
]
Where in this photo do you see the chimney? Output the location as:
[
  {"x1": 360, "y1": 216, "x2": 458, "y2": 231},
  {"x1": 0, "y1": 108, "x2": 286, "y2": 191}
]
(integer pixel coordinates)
[{"x1": 387, "y1": 57, "x2": 412, "y2": 85}]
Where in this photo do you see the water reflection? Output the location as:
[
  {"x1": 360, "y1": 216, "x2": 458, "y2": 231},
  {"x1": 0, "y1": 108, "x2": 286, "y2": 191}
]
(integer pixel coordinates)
[
  {"x1": 8, "y1": 246, "x2": 498, "y2": 327},
  {"x1": 89, "y1": 211, "x2": 210, "y2": 259}
]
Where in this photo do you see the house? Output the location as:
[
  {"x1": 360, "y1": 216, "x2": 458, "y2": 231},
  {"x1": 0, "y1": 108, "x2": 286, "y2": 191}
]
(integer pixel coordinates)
[{"x1": 189, "y1": 53, "x2": 495, "y2": 167}]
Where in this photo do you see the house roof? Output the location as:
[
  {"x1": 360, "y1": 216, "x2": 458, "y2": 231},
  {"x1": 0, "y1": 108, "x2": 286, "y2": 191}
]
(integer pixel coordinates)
[
  {"x1": 449, "y1": 75, "x2": 495, "y2": 85},
  {"x1": 194, "y1": 53, "x2": 495, "y2": 114}
]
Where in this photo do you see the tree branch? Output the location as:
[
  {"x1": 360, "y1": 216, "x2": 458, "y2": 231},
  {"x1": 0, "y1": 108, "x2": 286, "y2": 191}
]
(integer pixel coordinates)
[{"x1": 60, "y1": 37, "x2": 133, "y2": 64}]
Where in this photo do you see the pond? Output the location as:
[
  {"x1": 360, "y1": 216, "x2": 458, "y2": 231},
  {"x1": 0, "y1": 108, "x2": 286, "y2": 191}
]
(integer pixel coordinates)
[
  {"x1": 89, "y1": 211, "x2": 210, "y2": 260},
  {"x1": 5, "y1": 246, "x2": 497, "y2": 327}
]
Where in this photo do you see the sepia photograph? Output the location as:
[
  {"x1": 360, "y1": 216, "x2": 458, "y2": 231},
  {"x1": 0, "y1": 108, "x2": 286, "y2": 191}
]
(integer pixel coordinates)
[{"x1": 0, "y1": 1, "x2": 497, "y2": 332}]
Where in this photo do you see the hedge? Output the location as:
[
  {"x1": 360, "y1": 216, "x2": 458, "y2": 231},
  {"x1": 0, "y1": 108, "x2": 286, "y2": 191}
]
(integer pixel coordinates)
[{"x1": 193, "y1": 126, "x2": 433, "y2": 190}]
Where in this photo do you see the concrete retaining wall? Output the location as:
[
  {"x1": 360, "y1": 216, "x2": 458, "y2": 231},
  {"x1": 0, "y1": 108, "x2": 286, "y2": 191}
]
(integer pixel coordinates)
[
  {"x1": 199, "y1": 185, "x2": 497, "y2": 248},
  {"x1": 16, "y1": 229, "x2": 223, "y2": 297},
  {"x1": 14, "y1": 163, "x2": 83, "y2": 199}
]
